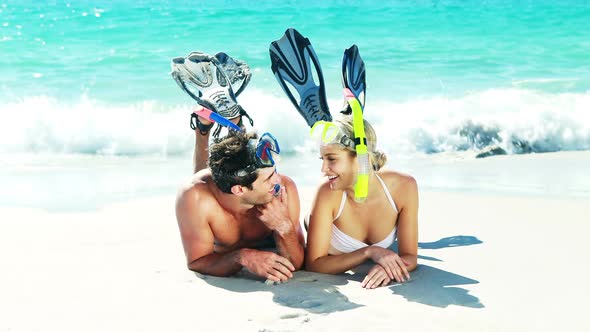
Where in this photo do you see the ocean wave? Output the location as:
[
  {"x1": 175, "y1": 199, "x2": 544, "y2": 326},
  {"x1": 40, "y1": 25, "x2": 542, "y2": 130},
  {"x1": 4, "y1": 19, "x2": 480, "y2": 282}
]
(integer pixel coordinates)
[
  {"x1": 368, "y1": 88, "x2": 590, "y2": 157},
  {"x1": 0, "y1": 95, "x2": 192, "y2": 156},
  {"x1": 1, "y1": 88, "x2": 589, "y2": 158}
]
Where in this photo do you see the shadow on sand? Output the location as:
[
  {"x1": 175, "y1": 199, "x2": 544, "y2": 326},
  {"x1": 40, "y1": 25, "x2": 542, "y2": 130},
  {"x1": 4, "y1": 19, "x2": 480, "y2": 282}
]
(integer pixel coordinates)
[
  {"x1": 196, "y1": 270, "x2": 362, "y2": 314},
  {"x1": 348, "y1": 263, "x2": 484, "y2": 308},
  {"x1": 196, "y1": 234, "x2": 484, "y2": 313},
  {"x1": 419, "y1": 235, "x2": 483, "y2": 249},
  {"x1": 392, "y1": 234, "x2": 484, "y2": 308}
]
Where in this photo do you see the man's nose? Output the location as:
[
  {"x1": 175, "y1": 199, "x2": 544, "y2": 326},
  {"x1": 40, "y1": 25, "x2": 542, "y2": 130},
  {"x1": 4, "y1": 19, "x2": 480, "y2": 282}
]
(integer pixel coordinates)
[{"x1": 273, "y1": 169, "x2": 282, "y2": 183}]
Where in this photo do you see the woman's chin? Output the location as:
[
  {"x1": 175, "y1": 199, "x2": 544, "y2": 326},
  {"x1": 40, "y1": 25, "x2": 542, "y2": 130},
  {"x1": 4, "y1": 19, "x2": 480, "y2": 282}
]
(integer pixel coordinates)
[{"x1": 327, "y1": 177, "x2": 339, "y2": 190}]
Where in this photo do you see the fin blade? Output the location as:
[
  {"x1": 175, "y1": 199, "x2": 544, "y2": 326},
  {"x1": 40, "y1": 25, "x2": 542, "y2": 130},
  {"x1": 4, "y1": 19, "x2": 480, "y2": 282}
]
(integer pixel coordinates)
[
  {"x1": 270, "y1": 28, "x2": 331, "y2": 127},
  {"x1": 341, "y1": 45, "x2": 366, "y2": 115},
  {"x1": 214, "y1": 52, "x2": 252, "y2": 97},
  {"x1": 170, "y1": 51, "x2": 242, "y2": 119}
]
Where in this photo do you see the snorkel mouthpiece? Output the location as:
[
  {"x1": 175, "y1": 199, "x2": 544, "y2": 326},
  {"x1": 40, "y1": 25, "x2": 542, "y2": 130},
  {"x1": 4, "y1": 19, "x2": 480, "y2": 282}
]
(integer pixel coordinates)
[
  {"x1": 272, "y1": 184, "x2": 281, "y2": 197},
  {"x1": 343, "y1": 88, "x2": 369, "y2": 203}
]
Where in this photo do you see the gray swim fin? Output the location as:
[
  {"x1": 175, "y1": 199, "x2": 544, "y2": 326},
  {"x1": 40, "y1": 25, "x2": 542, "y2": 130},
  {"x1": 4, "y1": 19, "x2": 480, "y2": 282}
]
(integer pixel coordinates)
[
  {"x1": 171, "y1": 52, "x2": 243, "y2": 119},
  {"x1": 214, "y1": 52, "x2": 251, "y2": 97},
  {"x1": 171, "y1": 51, "x2": 254, "y2": 134},
  {"x1": 270, "y1": 28, "x2": 331, "y2": 127},
  {"x1": 341, "y1": 45, "x2": 366, "y2": 115}
]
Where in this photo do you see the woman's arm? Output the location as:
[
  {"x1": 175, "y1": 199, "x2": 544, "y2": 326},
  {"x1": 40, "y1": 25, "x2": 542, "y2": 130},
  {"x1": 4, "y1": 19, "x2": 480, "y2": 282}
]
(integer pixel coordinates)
[{"x1": 395, "y1": 175, "x2": 419, "y2": 271}]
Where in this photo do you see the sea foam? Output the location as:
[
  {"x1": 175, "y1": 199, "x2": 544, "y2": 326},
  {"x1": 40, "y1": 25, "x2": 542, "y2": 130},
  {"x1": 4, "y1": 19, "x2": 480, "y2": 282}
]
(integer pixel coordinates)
[{"x1": 1, "y1": 88, "x2": 589, "y2": 158}]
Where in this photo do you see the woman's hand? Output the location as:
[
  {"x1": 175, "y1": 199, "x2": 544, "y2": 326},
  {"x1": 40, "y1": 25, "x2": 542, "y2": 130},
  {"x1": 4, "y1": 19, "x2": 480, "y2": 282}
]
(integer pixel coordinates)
[
  {"x1": 367, "y1": 246, "x2": 410, "y2": 282},
  {"x1": 361, "y1": 264, "x2": 391, "y2": 289}
]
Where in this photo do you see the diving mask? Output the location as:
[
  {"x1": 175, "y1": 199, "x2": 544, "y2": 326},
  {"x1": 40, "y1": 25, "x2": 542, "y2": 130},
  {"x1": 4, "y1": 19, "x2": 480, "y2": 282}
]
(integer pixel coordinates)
[
  {"x1": 309, "y1": 120, "x2": 355, "y2": 149},
  {"x1": 234, "y1": 132, "x2": 281, "y2": 177}
]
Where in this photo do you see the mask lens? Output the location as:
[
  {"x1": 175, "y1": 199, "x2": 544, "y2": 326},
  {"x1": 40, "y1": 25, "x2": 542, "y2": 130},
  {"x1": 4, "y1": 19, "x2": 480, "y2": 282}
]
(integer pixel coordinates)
[
  {"x1": 256, "y1": 133, "x2": 280, "y2": 166},
  {"x1": 322, "y1": 125, "x2": 340, "y2": 143},
  {"x1": 310, "y1": 121, "x2": 347, "y2": 146}
]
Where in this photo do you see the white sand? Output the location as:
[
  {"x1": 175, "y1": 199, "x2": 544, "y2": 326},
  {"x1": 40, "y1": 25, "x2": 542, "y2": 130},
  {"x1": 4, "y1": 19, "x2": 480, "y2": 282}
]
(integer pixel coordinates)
[{"x1": 1, "y1": 189, "x2": 589, "y2": 332}]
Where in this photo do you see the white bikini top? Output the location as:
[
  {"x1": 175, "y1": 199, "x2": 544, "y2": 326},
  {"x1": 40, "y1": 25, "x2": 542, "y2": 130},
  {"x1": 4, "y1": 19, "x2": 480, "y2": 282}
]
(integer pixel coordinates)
[{"x1": 329, "y1": 174, "x2": 398, "y2": 254}]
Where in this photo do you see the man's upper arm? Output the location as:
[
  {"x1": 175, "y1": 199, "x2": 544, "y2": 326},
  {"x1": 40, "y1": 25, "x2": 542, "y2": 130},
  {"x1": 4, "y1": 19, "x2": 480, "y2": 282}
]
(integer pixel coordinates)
[{"x1": 175, "y1": 187, "x2": 215, "y2": 266}]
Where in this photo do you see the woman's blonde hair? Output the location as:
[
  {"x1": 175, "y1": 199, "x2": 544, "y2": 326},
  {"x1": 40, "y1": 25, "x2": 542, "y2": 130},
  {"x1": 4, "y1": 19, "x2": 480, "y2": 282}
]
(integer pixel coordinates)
[{"x1": 333, "y1": 116, "x2": 387, "y2": 171}]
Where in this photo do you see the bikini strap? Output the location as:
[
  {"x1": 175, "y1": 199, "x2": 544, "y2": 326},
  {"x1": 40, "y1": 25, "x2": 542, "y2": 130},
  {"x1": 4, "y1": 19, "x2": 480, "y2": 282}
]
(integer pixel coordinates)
[
  {"x1": 334, "y1": 191, "x2": 347, "y2": 220},
  {"x1": 375, "y1": 174, "x2": 399, "y2": 213}
]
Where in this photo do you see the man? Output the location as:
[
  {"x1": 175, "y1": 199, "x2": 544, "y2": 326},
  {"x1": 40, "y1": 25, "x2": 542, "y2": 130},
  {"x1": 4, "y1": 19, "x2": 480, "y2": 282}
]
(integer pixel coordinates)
[{"x1": 175, "y1": 115, "x2": 305, "y2": 282}]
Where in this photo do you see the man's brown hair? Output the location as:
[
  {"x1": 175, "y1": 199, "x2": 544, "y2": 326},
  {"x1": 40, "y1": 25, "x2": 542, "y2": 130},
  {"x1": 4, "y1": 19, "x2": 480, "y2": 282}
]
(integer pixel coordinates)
[{"x1": 209, "y1": 131, "x2": 260, "y2": 193}]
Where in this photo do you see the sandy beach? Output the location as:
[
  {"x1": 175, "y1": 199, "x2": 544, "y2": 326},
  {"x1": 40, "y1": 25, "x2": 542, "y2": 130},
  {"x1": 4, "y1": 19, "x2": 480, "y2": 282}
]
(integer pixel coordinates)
[
  {"x1": 2, "y1": 185, "x2": 589, "y2": 332},
  {"x1": 3, "y1": 1, "x2": 590, "y2": 331}
]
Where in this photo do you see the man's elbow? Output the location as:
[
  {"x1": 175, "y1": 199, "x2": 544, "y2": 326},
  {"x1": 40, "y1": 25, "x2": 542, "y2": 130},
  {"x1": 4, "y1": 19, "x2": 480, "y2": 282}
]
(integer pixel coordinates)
[
  {"x1": 186, "y1": 260, "x2": 242, "y2": 277},
  {"x1": 292, "y1": 256, "x2": 304, "y2": 271}
]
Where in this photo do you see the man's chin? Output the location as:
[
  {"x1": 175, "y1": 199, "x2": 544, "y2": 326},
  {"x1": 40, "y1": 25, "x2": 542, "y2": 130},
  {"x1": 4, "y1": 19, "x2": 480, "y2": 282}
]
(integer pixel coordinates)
[{"x1": 254, "y1": 195, "x2": 274, "y2": 206}]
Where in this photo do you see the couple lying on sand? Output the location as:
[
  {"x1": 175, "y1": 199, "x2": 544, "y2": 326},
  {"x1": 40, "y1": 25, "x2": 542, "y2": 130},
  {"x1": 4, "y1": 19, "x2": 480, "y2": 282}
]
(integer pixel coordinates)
[{"x1": 172, "y1": 29, "x2": 418, "y2": 289}]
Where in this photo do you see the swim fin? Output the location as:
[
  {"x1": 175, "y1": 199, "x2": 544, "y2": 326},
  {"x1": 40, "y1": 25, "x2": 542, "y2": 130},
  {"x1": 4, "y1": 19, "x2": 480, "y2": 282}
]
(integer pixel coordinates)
[
  {"x1": 214, "y1": 52, "x2": 251, "y2": 97},
  {"x1": 341, "y1": 45, "x2": 366, "y2": 115},
  {"x1": 171, "y1": 51, "x2": 254, "y2": 134},
  {"x1": 269, "y1": 28, "x2": 331, "y2": 127},
  {"x1": 171, "y1": 51, "x2": 251, "y2": 120}
]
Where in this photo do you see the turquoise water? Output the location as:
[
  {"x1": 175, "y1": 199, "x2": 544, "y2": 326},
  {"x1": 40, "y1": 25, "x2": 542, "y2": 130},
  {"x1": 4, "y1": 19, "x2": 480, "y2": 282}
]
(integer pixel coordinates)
[
  {"x1": 2, "y1": 1, "x2": 590, "y2": 209},
  {"x1": 3, "y1": 0, "x2": 590, "y2": 102},
  {"x1": 1, "y1": 0, "x2": 589, "y2": 157}
]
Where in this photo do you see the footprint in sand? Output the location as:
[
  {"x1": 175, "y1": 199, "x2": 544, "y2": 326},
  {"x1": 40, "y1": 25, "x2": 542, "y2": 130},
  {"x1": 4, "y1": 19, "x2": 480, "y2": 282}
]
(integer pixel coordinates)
[
  {"x1": 295, "y1": 276, "x2": 318, "y2": 282},
  {"x1": 279, "y1": 312, "x2": 306, "y2": 319}
]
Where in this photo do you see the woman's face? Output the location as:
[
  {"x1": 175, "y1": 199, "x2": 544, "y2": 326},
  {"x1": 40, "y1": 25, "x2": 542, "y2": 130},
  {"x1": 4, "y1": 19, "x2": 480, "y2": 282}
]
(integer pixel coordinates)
[{"x1": 320, "y1": 144, "x2": 357, "y2": 190}]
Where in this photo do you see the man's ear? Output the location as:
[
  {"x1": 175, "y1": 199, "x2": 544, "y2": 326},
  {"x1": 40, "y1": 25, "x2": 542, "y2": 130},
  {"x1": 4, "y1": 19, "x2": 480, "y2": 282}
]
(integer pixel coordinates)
[{"x1": 230, "y1": 184, "x2": 245, "y2": 196}]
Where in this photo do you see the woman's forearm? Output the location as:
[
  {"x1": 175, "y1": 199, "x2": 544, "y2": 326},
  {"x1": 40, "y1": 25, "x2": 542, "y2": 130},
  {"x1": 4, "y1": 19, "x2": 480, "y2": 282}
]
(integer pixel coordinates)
[{"x1": 306, "y1": 247, "x2": 372, "y2": 274}]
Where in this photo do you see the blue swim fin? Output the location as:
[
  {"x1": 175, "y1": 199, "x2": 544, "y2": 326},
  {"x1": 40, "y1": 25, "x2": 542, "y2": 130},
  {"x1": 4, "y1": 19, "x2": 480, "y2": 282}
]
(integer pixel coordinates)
[
  {"x1": 270, "y1": 28, "x2": 331, "y2": 127},
  {"x1": 341, "y1": 45, "x2": 366, "y2": 115}
]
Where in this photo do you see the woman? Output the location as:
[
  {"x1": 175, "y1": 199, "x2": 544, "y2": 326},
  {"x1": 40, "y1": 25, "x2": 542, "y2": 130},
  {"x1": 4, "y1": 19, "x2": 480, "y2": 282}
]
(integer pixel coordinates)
[{"x1": 305, "y1": 116, "x2": 419, "y2": 289}]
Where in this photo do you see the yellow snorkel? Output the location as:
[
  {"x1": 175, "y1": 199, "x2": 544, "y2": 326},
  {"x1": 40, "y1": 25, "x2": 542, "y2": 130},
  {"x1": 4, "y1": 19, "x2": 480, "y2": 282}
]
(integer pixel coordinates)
[{"x1": 343, "y1": 88, "x2": 369, "y2": 203}]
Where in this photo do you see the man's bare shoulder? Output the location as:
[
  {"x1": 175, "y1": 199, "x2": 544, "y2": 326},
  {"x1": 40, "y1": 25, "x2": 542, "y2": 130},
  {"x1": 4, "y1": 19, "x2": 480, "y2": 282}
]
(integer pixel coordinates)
[
  {"x1": 176, "y1": 168, "x2": 212, "y2": 193},
  {"x1": 175, "y1": 169, "x2": 220, "y2": 224}
]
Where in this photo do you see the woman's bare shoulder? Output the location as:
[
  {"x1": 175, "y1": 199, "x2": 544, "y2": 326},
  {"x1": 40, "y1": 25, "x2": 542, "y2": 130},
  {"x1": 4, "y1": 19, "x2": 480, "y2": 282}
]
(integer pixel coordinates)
[
  {"x1": 377, "y1": 170, "x2": 418, "y2": 202},
  {"x1": 378, "y1": 170, "x2": 417, "y2": 187}
]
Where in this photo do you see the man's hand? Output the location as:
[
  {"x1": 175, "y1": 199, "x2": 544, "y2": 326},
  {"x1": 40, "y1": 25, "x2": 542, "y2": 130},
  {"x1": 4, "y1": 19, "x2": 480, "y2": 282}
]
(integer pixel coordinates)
[
  {"x1": 240, "y1": 249, "x2": 295, "y2": 282},
  {"x1": 255, "y1": 186, "x2": 292, "y2": 235},
  {"x1": 361, "y1": 264, "x2": 392, "y2": 289},
  {"x1": 367, "y1": 247, "x2": 411, "y2": 282}
]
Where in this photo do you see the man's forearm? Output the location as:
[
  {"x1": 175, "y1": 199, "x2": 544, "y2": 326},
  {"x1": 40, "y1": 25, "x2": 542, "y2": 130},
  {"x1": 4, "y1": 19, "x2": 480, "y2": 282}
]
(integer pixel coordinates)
[
  {"x1": 193, "y1": 132, "x2": 209, "y2": 174},
  {"x1": 274, "y1": 226, "x2": 304, "y2": 270},
  {"x1": 187, "y1": 250, "x2": 244, "y2": 277}
]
